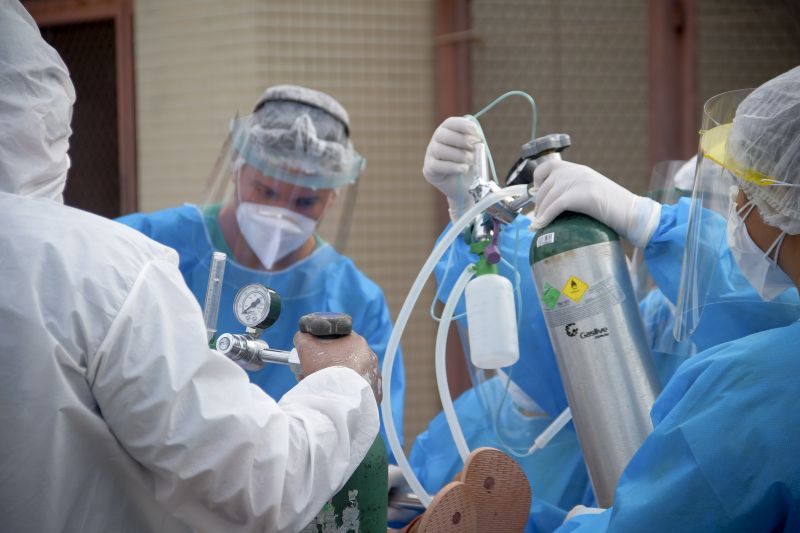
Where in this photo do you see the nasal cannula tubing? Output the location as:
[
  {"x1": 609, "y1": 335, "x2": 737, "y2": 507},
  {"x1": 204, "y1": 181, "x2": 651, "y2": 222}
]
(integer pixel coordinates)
[
  {"x1": 435, "y1": 264, "x2": 475, "y2": 461},
  {"x1": 380, "y1": 184, "x2": 529, "y2": 507},
  {"x1": 381, "y1": 90, "x2": 544, "y2": 507}
]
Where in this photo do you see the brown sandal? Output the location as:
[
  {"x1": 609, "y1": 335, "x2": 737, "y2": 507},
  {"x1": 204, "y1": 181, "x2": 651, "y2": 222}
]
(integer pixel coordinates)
[
  {"x1": 457, "y1": 447, "x2": 531, "y2": 533},
  {"x1": 403, "y1": 447, "x2": 530, "y2": 533},
  {"x1": 403, "y1": 481, "x2": 478, "y2": 533}
]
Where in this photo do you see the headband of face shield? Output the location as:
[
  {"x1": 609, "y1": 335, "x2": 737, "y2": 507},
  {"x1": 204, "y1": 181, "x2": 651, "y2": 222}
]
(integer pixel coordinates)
[
  {"x1": 230, "y1": 92, "x2": 365, "y2": 190},
  {"x1": 673, "y1": 78, "x2": 800, "y2": 343}
]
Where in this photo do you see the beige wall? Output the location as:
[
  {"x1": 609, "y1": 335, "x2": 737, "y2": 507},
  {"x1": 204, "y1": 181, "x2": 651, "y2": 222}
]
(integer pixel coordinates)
[
  {"x1": 471, "y1": 0, "x2": 649, "y2": 193},
  {"x1": 697, "y1": 0, "x2": 800, "y2": 115},
  {"x1": 135, "y1": 0, "x2": 440, "y2": 449},
  {"x1": 470, "y1": 0, "x2": 800, "y2": 195},
  {"x1": 135, "y1": 0, "x2": 800, "y2": 454}
]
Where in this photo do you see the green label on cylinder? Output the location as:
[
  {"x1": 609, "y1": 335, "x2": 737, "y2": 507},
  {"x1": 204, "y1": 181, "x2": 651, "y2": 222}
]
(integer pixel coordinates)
[
  {"x1": 301, "y1": 436, "x2": 388, "y2": 532},
  {"x1": 542, "y1": 283, "x2": 561, "y2": 309}
]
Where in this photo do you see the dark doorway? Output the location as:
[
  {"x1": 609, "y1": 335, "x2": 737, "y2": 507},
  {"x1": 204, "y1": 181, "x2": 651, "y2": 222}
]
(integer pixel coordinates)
[{"x1": 24, "y1": 0, "x2": 137, "y2": 218}]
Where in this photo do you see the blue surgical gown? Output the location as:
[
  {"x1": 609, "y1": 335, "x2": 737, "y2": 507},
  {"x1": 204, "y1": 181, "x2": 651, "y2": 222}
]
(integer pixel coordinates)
[
  {"x1": 643, "y1": 198, "x2": 800, "y2": 351},
  {"x1": 410, "y1": 199, "x2": 800, "y2": 531},
  {"x1": 556, "y1": 200, "x2": 800, "y2": 531},
  {"x1": 558, "y1": 320, "x2": 800, "y2": 532},
  {"x1": 410, "y1": 377, "x2": 593, "y2": 533},
  {"x1": 117, "y1": 204, "x2": 405, "y2": 460}
]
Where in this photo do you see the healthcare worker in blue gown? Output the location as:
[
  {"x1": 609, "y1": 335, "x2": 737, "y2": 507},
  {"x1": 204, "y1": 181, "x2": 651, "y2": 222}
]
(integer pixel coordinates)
[
  {"x1": 118, "y1": 85, "x2": 404, "y2": 459},
  {"x1": 407, "y1": 71, "x2": 800, "y2": 529},
  {"x1": 529, "y1": 67, "x2": 800, "y2": 531}
]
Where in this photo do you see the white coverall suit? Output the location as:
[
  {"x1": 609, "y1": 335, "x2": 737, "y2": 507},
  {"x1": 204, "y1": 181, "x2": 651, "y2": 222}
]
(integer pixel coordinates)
[{"x1": 0, "y1": 2, "x2": 379, "y2": 532}]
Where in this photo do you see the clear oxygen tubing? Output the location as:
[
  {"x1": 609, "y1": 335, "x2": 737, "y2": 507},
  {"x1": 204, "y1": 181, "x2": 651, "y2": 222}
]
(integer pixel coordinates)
[
  {"x1": 382, "y1": 90, "x2": 538, "y2": 506},
  {"x1": 439, "y1": 261, "x2": 572, "y2": 461},
  {"x1": 530, "y1": 408, "x2": 573, "y2": 453},
  {"x1": 429, "y1": 244, "x2": 467, "y2": 322},
  {"x1": 465, "y1": 90, "x2": 539, "y2": 185},
  {"x1": 431, "y1": 91, "x2": 537, "y2": 320},
  {"x1": 380, "y1": 184, "x2": 529, "y2": 508},
  {"x1": 435, "y1": 264, "x2": 476, "y2": 462},
  {"x1": 492, "y1": 403, "x2": 574, "y2": 459}
]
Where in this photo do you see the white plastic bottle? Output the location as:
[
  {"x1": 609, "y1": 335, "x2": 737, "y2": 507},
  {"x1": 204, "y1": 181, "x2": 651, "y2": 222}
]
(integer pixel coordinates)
[{"x1": 465, "y1": 273, "x2": 519, "y2": 369}]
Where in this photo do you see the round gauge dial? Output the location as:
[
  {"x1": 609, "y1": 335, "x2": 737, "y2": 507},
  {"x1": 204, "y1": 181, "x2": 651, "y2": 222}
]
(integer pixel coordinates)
[{"x1": 234, "y1": 284, "x2": 275, "y2": 329}]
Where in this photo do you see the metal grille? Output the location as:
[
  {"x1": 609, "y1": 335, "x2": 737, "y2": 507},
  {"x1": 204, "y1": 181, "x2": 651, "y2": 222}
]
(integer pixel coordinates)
[
  {"x1": 41, "y1": 21, "x2": 121, "y2": 218},
  {"x1": 471, "y1": 0, "x2": 650, "y2": 193},
  {"x1": 697, "y1": 0, "x2": 800, "y2": 113}
]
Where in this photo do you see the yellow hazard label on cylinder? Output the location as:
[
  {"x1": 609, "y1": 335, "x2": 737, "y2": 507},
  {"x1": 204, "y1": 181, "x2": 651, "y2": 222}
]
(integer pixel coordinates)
[{"x1": 562, "y1": 275, "x2": 589, "y2": 303}]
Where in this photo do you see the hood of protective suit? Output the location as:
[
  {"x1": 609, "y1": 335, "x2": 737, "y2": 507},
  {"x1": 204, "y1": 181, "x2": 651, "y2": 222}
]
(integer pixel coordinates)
[{"x1": 0, "y1": 1, "x2": 75, "y2": 202}]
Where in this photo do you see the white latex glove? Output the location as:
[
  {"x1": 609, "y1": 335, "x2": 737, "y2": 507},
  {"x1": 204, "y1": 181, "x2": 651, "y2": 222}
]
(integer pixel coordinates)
[
  {"x1": 422, "y1": 116, "x2": 481, "y2": 221},
  {"x1": 564, "y1": 505, "x2": 606, "y2": 522},
  {"x1": 531, "y1": 159, "x2": 661, "y2": 248},
  {"x1": 387, "y1": 464, "x2": 423, "y2": 525}
]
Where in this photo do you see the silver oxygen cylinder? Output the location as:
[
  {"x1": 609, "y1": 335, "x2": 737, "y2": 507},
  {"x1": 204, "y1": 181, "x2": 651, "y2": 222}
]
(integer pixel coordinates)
[{"x1": 529, "y1": 211, "x2": 660, "y2": 507}]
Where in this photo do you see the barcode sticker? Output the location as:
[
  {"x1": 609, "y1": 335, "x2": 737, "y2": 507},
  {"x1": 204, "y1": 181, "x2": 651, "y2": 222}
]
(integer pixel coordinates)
[{"x1": 536, "y1": 232, "x2": 555, "y2": 247}]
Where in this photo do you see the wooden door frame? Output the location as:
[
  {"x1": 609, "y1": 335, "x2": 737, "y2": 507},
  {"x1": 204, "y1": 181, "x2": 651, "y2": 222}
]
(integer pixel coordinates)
[
  {"x1": 25, "y1": 0, "x2": 137, "y2": 214},
  {"x1": 435, "y1": 0, "x2": 473, "y2": 399},
  {"x1": 649, "y1": 0, "x2": 698, "y2": 167}
]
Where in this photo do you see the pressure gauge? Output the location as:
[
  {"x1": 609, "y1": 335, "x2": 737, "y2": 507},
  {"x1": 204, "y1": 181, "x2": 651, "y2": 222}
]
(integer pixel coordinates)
[{"x1": 233, "y1": 284, "x2": 281, "y2": 330}]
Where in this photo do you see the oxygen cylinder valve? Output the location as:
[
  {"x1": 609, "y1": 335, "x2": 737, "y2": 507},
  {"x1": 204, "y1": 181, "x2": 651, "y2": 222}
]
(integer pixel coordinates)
[{"x1": 506, "y1": 133, "x2": 571, "y2": 188}]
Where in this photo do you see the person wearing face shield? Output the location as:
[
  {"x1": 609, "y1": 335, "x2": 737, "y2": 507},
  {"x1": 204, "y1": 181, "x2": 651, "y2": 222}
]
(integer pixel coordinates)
[
  {"x1": 0, "y1": 2, "x2": 384, "y2": 532},
  {"x1": 530, "y1": 67, "x2": 800, "y2": 531},
  {"x1": 411, "y1": 70, "x2": 800, "y2": 530},
  {"x1": 118, "y1": 85, "x2": 405, "y2": 461}
]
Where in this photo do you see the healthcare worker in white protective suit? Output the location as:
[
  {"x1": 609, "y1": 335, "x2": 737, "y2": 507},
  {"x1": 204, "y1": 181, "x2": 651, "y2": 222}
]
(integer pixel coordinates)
[{"x1": 0, "y1": 3, "x2": 381, "y2": 532}]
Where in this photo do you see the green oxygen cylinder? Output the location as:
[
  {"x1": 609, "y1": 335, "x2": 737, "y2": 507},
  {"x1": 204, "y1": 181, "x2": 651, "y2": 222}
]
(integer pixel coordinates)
[
  {"x1": 301, "y1": 436, "x2": 388, "y2": 532},
  {"x1": 529, "y1": 211, "x2": 660, "y2": 507}
]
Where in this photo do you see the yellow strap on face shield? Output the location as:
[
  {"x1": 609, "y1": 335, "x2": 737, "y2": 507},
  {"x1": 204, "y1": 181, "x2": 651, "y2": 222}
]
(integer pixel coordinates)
[{"x1": 700, "y1": 123, "x2": 785, "y2": 187}]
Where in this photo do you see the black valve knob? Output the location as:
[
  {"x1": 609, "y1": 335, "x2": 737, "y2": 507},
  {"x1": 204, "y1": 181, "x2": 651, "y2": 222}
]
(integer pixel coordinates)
[{"x1": 298, "y1": 312, "x2": 353, "y2": 339}]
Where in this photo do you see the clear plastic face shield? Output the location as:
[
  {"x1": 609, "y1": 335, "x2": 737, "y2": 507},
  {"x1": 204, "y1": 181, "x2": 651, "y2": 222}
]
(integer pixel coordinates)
[
  {"x1": 630, "y1": 159, "x2": 695, "y2": 301},
  {"x1": 628, "y1": 159, "x2": 701, "y2": 358},
  {"x1": 185, "y1": 89, "x2": 366, "y2": 356},
  {"x1": 674, "y1": 87, "x2": 800, "y2": 343},
  {"x1": 203, "y1": 96, "x2": 364, "y2": 272}
]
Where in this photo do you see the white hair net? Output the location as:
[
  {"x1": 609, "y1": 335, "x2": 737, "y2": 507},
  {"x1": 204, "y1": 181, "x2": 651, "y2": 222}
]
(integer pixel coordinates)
[
  {"x1": 729, "y1": 66, "x2": 800, "y2": 234},
  {"x1": 0, "y1": 1, "x2": 75, "y2": 202},
  {"x1": 232, "y1": 85, "x2": 365, "y2": 189}
]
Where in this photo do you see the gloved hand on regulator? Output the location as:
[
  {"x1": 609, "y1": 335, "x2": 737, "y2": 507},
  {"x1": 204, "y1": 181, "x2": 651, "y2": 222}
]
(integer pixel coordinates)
[
  {"x1": 422, "y1": 116, "x2": 481, "y2": 221},
  {"x1": 531, "y1": 159, "x2": 662, "y2": 249},
  {"x1": 293, "y1": 331, "x2": 382, "y2": 404}
]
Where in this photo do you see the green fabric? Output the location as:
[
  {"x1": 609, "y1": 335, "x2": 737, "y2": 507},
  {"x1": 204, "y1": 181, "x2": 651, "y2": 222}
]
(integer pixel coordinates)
[{"x1": 202, "y1": 204, "x2": 235, "y2": 257}]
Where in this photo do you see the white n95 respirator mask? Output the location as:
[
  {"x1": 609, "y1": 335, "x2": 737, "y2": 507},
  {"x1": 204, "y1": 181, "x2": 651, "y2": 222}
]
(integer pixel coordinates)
[
  {"x1": 726, "y1": 187, "x2": 793, "y2": 301},
  {"x1": 236, "y1": 203, "x2": 317, "y2": 269}
]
